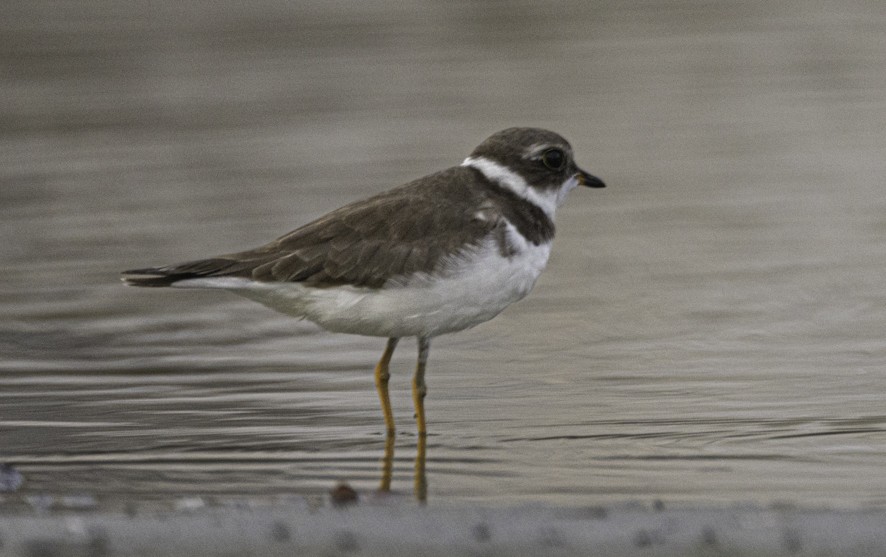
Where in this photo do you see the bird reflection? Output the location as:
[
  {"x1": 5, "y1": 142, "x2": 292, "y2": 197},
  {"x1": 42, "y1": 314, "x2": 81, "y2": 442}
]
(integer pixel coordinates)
[{"x1": 378, "y1": 432, "x2": 427, "y2": 502}]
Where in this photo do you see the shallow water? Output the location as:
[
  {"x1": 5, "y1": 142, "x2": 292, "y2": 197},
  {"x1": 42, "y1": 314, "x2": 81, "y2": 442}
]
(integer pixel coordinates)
[{"x1": 3, "y1": 0, "x2": 886, "y2": 508}]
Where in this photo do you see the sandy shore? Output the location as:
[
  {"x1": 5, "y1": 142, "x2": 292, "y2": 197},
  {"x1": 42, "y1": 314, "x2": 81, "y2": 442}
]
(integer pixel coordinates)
[{"x1": 2, "y1": 499, "x2": 886, "y2": 556}]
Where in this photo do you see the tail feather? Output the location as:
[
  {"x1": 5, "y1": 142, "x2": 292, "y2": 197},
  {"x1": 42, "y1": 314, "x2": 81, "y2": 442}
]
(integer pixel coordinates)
[{"x1": 121, "y1": 258, "x2": 242, "y2": 287}]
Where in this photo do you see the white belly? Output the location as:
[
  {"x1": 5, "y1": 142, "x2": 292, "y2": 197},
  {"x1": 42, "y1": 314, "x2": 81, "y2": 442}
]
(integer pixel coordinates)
[{"x1": 176, "y1": 238, "x2": 552, "y2": 338}]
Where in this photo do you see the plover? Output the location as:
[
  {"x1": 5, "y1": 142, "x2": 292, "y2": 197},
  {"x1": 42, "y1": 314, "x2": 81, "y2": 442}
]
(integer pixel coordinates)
[{"x1": 122, "y1": 127, "x2": 605, "y2": 437}]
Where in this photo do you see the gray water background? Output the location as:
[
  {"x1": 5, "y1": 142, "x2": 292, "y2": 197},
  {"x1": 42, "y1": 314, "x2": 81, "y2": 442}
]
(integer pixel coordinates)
[{"x1": 2, "y1": 0, "x2": 886, "y2": 507}]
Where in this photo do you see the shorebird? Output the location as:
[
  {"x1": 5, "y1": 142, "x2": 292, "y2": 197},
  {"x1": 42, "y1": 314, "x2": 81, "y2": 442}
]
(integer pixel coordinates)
[{"x1": 122, "y1": 127, "x2": 605, "y2": 438}]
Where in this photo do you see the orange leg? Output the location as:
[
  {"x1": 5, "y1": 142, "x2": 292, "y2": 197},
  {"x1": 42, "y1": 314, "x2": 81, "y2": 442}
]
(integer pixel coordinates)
[
  {"x1": 412, "y1": 336, "x2": 430, "y2": 437},
  {"x1": 374, "y1": 337, "x2": 399, "y2": 436}
]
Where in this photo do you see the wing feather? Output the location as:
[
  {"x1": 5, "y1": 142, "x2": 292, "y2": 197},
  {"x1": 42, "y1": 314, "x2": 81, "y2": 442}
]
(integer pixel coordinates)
[{"x1": 122, "y1": 167, "x2": 503, "y2": 289}]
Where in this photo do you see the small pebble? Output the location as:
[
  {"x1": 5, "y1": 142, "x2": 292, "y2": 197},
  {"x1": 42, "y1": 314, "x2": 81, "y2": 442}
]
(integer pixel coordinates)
[
  {"x1": 330, "y1": 483, "x2": 359, "y2": 507},
  {"x1": 174, "y1": 497, "x2": 206, "y2": 511},
  {"x1": 0, "y1": 464, "x2": 23, "y2": 492},
  {"x1": 26, "y1": 494, "x2": 54, "y2": 513},
  {"x1": 60, "y1": 494, "x2": 98, "y2": 510}
]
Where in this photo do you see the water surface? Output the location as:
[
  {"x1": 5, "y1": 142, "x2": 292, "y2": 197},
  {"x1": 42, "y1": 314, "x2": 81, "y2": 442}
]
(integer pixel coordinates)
[{"x1": 2, "y1": 0, "x2": 886, "y2": 508}]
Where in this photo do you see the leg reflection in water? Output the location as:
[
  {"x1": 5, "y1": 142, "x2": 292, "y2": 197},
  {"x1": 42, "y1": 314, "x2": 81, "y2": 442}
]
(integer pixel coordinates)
[{"x1": 378, "y1": 432, "x2": 428, "y2": 502}]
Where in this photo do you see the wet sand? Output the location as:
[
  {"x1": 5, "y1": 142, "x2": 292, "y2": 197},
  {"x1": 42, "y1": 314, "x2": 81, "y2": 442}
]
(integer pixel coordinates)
[{"x1": 3, "y1": 499, "x2": 886, "y2": 557}]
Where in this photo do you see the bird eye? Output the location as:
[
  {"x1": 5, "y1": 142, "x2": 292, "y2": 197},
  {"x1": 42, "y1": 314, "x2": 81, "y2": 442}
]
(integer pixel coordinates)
[{"x1": 541, "y1": 149, "x2": 565, "y2": 171}]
